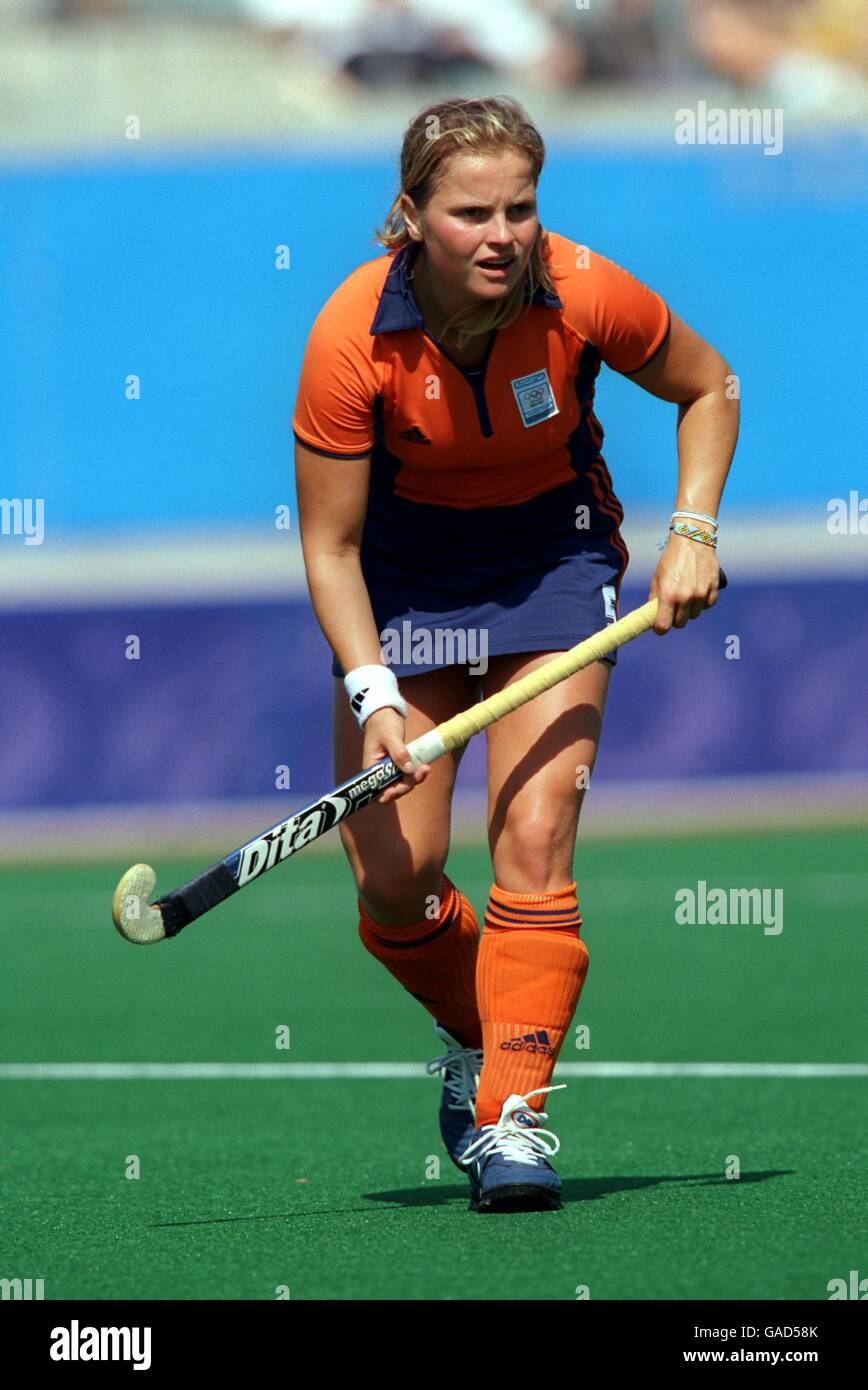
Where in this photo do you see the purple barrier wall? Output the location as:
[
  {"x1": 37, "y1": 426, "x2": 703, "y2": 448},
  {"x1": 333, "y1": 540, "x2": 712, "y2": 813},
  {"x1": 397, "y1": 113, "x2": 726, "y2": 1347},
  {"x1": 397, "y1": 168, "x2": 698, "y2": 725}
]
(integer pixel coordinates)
[{"x1": 2, "y1": 577, "x2": 866, "y2": 810}]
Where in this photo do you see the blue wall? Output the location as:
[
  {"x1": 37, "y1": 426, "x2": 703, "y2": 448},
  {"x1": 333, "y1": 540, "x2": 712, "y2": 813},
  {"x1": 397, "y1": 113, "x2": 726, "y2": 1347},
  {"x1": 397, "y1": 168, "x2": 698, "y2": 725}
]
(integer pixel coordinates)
[
  {"x1": 1, "y1": 135, "x2": 865, "y2": 531},
  {"x1": 2, "y1": 576, "x2": 866, "y2": 811}
]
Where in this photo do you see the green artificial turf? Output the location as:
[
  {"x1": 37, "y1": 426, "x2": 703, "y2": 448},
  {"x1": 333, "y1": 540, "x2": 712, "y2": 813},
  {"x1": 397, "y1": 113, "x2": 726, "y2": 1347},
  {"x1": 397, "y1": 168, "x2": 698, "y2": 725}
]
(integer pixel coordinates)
[{"x1": 1, "y1": 829, "x2": 865, "y2": 1299}]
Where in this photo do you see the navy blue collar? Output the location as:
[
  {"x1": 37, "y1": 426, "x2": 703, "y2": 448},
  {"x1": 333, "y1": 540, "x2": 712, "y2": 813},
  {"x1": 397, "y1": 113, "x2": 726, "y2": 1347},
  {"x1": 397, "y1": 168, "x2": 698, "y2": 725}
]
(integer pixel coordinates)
[{"x1": 369, "y1": 243, "x2": 562, "y2": 335}]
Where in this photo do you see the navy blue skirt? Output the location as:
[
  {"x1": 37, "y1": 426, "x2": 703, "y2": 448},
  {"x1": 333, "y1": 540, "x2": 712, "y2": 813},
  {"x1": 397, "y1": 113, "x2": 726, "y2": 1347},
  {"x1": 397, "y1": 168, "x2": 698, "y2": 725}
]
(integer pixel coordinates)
[{"x1": 331, "y1": 476, "x2": 628, "y2": 679}]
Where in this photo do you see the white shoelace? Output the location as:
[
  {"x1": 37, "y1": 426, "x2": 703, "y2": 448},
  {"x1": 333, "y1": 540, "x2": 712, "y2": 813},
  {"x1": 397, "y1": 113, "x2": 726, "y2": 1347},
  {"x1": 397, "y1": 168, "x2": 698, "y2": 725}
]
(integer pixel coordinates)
[
  {"x1": 425, "y1": 1043, "x2": 483, "y2": 1111},
  {"x1": 459, "y1": 1084, "x2": 566, "y2": 1167}
]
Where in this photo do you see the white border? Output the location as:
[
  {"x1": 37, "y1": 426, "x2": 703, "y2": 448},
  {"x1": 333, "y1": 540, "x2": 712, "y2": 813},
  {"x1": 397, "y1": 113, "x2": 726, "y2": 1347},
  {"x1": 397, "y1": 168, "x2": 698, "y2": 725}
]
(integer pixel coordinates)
[{"x1": 1, "y1": 514, "x2": 866, "y2": 609}]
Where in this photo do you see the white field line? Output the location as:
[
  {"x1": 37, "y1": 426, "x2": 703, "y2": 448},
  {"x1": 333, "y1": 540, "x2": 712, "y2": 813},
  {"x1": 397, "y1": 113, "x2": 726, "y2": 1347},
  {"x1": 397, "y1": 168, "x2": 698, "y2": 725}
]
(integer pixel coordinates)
[
  {"x1": 2, "y1": 778, "x2": 866, "y2": 863},
  {"x1": 0, "y1": 1062, "x2": 865, "y2": 1081},
  {"x1": 6, "y1": 872, "x2": 868, "y2": 916}
]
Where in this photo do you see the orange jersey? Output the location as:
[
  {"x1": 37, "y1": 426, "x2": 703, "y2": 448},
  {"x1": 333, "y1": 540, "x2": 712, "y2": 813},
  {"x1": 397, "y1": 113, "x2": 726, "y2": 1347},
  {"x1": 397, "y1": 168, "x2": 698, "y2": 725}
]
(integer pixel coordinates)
[{"x1": 292, "y1": 230, "x2": 669, "y2": 510}]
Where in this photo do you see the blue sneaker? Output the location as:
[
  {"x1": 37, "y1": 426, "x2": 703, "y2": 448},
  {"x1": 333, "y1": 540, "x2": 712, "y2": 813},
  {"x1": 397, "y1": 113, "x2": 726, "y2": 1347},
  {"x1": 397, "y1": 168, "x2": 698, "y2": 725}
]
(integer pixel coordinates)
[
  {"x1": 458, "y1": 1085, "x2": 566, "y2": 1213},
  {"x1": 425, "y1": 1023, "x2": 483, "y2": 1204}
]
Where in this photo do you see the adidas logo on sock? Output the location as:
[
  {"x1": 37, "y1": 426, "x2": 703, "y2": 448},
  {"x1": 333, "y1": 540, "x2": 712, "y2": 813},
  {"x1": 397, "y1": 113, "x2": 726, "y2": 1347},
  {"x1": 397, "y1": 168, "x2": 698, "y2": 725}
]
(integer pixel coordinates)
[{"x1": 500, "y1": 1030, "x2": 556, "y2": 1058}]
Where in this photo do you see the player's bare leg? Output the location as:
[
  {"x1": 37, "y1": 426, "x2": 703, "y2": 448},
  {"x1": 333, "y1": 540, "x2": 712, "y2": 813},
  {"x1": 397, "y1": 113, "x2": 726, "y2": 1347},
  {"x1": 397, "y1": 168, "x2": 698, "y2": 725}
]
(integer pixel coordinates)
[
  {"x1": 335, "y1": 663, "x2": 485, "y2": 1181},
  {"x1": 484, "y1": 655, "x2": 610, "y2": 893},
  {"x1": 458, "y1": 654, "x2": 610, "y2": 1211},
  {"x1": 333, "y1": 664, "x2": 478, "y2": 923}
]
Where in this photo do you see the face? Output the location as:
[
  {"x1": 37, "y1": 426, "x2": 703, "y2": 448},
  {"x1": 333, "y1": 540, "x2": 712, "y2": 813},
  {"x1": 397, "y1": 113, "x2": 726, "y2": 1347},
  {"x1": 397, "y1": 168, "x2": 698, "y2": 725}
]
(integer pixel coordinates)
[{"x1": 401, "y1": 148, "x2": 539, "y2": 309}]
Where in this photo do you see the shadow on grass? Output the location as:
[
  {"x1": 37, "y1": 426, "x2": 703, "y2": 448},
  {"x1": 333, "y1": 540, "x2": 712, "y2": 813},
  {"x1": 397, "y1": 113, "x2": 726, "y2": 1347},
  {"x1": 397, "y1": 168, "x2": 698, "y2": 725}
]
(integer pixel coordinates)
[
  {"x1": 148, "y1": 1170, "x2": 792, "y2": 1226},
  {"x1": 150, "y1": 1208, "x2": 383, "y2": 1228},
  {"x1": 364, "y1": 1169, "x2": 793, "y2": 1208}
]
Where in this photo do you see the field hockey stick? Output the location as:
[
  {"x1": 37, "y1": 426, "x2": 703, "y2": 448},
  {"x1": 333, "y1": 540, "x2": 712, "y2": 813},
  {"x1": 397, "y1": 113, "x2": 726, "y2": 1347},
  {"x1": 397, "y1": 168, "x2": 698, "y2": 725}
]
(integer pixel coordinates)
[{"x1": 112, "y1": 575, "x2": 726, "y2": 945}]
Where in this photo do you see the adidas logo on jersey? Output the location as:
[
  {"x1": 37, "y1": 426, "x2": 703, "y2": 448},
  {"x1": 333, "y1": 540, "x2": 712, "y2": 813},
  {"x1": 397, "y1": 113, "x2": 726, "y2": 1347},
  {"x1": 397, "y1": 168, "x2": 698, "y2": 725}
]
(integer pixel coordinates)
[
  {"x1": 397, "y1": 426, "x2": 431, "y2": 445},
  {"x1": 500, "y1": 1030, "x2": 556, "y2": 1057}
]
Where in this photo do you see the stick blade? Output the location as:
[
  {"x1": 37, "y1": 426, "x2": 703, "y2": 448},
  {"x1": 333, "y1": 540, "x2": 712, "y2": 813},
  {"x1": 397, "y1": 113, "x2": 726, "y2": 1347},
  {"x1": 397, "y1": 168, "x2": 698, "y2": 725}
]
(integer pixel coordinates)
[{"x1": 111, "y1": 863, "x2": 166, "y2": 944}]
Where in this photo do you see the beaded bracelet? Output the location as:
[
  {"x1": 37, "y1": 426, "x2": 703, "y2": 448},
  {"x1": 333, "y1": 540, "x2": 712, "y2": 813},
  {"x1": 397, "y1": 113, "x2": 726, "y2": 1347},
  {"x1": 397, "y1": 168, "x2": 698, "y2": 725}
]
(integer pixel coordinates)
[{"x1": 670, "y1": 521, "x2": 718, "y2": 548}]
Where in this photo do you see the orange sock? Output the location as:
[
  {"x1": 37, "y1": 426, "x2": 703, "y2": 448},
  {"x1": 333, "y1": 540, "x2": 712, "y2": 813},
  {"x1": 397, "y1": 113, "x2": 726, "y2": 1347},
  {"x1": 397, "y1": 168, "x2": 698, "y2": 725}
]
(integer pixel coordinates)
[
  {"x1": 474, "y1": 881, "x2": 588, "y2": 1126},
  {"x1": 357, "y1": 874, "x2": 482, "y2": 1048}
]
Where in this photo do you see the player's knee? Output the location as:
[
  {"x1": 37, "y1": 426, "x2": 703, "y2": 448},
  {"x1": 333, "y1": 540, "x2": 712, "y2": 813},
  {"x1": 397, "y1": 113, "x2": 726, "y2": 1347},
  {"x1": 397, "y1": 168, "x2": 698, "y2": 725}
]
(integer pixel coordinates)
[
  {"x1": 493, "y1": 810, "x2": 576, "y2": 884},
  {"x1": 357, "y1": 855, "x2": 447, "y2": 925}
]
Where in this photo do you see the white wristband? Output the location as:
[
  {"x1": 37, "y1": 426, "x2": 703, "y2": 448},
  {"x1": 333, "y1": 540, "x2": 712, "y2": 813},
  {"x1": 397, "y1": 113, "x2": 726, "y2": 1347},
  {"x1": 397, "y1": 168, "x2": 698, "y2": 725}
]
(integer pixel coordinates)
[
  {"x1": 344, "y1": 664, "x2": 408, "y2": 728},
  {"x1": 671, "y1": 509, "x2": 718, "y2": 529}
]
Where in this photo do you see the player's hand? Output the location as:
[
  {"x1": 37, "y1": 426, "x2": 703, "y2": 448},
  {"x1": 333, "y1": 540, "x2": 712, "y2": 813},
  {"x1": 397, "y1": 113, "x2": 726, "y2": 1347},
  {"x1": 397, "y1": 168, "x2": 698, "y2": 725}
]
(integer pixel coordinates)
[
  {"x1": 362, "y1": 707, "x2": 431, "y2": 805},
  {"x1": 650, "y1": 533, "x2": 721, "y2": 634}
]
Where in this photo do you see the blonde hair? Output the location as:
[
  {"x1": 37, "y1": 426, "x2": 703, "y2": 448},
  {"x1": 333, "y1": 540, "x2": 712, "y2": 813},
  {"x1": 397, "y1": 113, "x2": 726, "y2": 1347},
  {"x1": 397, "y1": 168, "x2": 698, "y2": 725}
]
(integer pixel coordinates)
[{"x1": 376, "y1": 95, "x2": 557, "y2": 347}]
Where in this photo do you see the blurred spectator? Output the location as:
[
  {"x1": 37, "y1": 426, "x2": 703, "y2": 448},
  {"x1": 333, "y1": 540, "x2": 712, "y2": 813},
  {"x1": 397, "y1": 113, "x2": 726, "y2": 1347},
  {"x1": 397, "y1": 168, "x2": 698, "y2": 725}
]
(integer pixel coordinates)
[
  {"x1": 796, "y1": 0, "x2": 868, "y2": 76},
  {"x1": 543, "y1": 0, "x2": 672, "y2": 88},
  {"x1": 689, "y1": 0, "x2": 868, "y2": 117},
  {"x1": 237, "y1": 0, "x2": 361, "y2": 41},
  {"x1": 324, "y1": 0, "x2": 494, "y2": 88},
  {"x1": 241, "y1": 0, "x2": 563, "y2": 88},
  {"x1": 412, "y1": 0, "x2": 558, "y2": 82}
]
